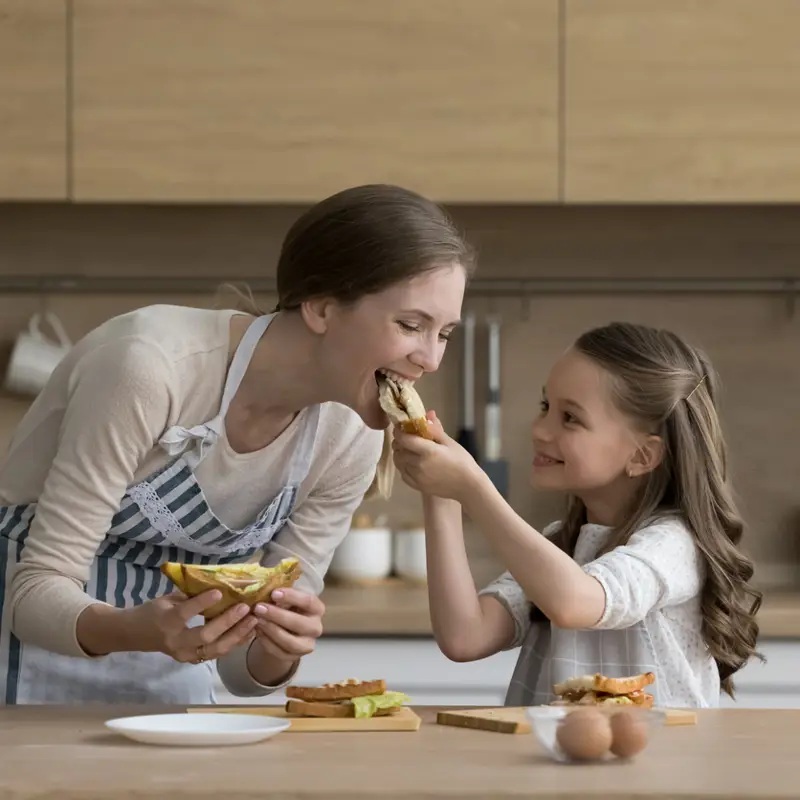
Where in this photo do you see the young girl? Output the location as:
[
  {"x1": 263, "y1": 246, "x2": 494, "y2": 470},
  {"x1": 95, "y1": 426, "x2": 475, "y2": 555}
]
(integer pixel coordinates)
[{"x1": 391, "y1": 321, "x2": 761, "y2": 708}]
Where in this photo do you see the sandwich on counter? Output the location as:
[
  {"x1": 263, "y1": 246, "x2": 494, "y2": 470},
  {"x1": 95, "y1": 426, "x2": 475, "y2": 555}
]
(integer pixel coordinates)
[
  {"x1": 285, "y1": 679, "x2": 411, "y2": 719},
  {"x1": 552, "y1": 672, "x2": 656, "y2": 708}
]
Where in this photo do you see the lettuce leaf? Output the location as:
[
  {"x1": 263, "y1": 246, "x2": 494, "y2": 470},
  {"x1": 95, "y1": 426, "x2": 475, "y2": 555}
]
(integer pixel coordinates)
[{"x1": 351, "y1": 691, "x2": 411, "y2": 719}]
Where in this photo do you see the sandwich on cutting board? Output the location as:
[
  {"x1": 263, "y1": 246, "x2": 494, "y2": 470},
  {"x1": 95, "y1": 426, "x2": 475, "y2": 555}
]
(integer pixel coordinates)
[
  {"x1": 551, "y1": 672, "x2": 656, "y2": 707},
  {"x1": 285, "y1": 679, "x2": 410, "y2": 719},
  {"x1": 376, "y1": 370, "x2": 433, "y2": 439}
]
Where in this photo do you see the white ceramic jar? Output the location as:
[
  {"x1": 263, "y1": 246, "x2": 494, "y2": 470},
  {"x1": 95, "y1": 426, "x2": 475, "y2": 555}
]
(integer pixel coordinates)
[
  {"x1": 328, "y1": 515, "x2": 393, "y2": 583},
  {"x1": 392, "y1": 526, "x2": 427, "y2": 583}
]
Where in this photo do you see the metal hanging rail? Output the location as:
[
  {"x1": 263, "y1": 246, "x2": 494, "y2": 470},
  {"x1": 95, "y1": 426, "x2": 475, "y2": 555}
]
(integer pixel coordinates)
[{"x1": 0, "y1": 275, "x2": 795, "y2": 296}]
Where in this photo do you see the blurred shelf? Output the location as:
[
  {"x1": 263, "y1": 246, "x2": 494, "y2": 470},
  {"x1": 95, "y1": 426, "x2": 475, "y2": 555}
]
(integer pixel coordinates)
[
  {"x1": 319, "y1": 583, "x2": 800, "y2": 639},
  {"x1": 0, "y1": 275, "x2": 798, "y2": 297}
]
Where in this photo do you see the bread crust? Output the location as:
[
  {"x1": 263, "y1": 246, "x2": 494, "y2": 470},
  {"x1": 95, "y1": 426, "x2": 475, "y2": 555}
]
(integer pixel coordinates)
[
  {"x1": 284, "y1": 699, "x2": 398, "y2": 718},
  {"x1": 553, "y1": 672, "x2": 655, "y2": 699},
  {"x1": 285, "y1": 679, "x2": 386, "y2": 702},
  {"x1": 593, "y1": 672, "x2": 655, "y2": 695},
  {"x1": 400, "y1": 418, "x2": 433, "y2": 440}
]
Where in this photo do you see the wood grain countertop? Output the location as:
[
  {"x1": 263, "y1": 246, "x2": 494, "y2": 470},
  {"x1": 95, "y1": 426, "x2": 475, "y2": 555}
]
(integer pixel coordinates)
[
  {"x1": 320, "y1": 582, "x2": 800, "y2": 639},
  {"x1": 0, "y1": 705, "x2": 798, "y2": 799}
]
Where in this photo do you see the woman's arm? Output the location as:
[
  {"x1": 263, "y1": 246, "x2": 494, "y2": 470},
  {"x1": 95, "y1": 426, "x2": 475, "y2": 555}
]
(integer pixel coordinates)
[{"x1": 11, "y1": 337, "x2": 176, "y2": 657}]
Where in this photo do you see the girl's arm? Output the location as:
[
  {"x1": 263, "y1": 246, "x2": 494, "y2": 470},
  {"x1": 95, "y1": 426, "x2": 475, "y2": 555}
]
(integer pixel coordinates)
[
  {"x1": 423, "y1": 495, "x2": 515, "y2": 661},
  {"x1": 461, "y1": 472, "x2": 606, "y2": 630}
]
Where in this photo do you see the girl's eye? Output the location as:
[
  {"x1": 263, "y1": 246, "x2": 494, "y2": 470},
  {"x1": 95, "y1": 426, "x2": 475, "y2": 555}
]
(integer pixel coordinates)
[
  {"x1": 439, "y1": 331, "x2": 453, "y2": 343},
  {"x1": 539, "y1": 399, "x2": 549, "y2": 413},
  {"x1": 563, "y1": 412, "x2": 579, "y2": 425}
]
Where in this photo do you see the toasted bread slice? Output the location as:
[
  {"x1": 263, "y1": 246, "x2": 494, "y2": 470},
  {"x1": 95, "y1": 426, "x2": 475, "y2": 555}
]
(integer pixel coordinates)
[
  {"x1": 284, "y1": 699, "x2": 398, "y2": 719},
  {"x1": 400, "y1": 418, "x2": 432, "y2": 439},
  {"x1": 553, "y1": 672, "x2": 655, "y2": 698},
  {"x1": 285, "y1": 679, "x2": 386, "y2": 702},
  {"x1": 594, "y1": 672, "x2": 655, "y2": 696}
]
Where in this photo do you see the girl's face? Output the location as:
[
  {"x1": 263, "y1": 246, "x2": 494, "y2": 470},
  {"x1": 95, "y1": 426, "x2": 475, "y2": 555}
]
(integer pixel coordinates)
[
  {"x1": 314, "y1": 264, "x2": 466, "y2": 429},
  {"x1": 530, "y1": 348, "x2": 647, "y2": 520}
]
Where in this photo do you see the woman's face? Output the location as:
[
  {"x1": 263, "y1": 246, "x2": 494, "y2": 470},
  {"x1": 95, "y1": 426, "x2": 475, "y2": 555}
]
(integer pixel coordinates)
[{"x1": 317, "y1": 264, "x2": 466, "y2": 429}]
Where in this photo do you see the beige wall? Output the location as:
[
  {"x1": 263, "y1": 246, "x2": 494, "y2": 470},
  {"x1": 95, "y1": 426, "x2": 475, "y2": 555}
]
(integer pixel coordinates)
[{"x1": 0, "y1": 203, "x2": 798, "y2": 589}]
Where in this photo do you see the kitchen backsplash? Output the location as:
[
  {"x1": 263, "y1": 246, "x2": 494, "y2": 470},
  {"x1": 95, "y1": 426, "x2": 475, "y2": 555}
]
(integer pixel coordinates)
[{"x1": 0, "y1": 203, "x2": 799, "y2": 589}]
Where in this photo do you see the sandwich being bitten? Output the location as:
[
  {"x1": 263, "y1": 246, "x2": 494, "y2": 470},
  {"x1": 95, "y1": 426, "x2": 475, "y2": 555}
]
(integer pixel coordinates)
[
  {"x1": 160, "y1": 558, "x2": 302, "y2": 620},
  {"x1": 285, "y1": 679, "x2": 411, "y2": 719},
  {"x1": 376, "y1": 370, "x2": 433, "y2": 440},
  {"x1": 551, "y1": 672, "x2": 656, "y2": 708}
]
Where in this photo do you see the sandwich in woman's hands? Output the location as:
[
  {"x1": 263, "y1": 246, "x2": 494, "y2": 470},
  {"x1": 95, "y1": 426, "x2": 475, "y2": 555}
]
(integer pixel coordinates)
[
  {"x1": 285, "y1": 678, "x2": 411, "y2": 719},
  {"x1": 551, "y1": 672, "x2": 656, "y2": 708},
  {"x1": 376, "y1": 370, "x2": 433, "y2": 440},
  {"x1": 160, "y1": 558, "x2": 302, "y2": 619}
]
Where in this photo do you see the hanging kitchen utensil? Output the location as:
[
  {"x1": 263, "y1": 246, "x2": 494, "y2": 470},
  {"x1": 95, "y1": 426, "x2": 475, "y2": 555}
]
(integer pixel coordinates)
[
  {"x1": 480, "y1": 316, "x2": 509, "y2": 498},
  {"x1": 455, "y1": 311, "x2": 479, "y2": 459}
]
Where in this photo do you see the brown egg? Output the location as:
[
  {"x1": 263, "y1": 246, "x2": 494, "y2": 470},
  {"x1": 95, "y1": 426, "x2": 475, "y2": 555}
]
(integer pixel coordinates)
[
  {"x1": 610, "y1": 711, "x2": 649, "y2": 758},
  {"x1": 555, "y1": 708, "x2": 613, "y2": 761}
]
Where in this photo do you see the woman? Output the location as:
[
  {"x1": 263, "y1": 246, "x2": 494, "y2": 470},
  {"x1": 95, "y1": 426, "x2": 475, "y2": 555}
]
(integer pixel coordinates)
[{"x1": 0, "y1": 184, "x2": 474, "y2": 705}]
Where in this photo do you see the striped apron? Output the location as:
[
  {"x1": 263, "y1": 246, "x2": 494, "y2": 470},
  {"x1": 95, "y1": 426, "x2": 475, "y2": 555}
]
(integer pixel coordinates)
[{"x1": 0, "y1": 312, "x2": 321, "y2": 705}]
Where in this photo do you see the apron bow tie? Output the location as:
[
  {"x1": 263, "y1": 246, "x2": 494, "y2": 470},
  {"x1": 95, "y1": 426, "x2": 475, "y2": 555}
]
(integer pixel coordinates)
[{"x1": 160, "y1": 418, "x2": 224, "y2": 460}]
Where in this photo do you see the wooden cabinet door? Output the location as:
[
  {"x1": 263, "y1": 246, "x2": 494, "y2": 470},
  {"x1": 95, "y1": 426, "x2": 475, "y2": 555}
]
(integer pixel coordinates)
[
  {"x1": 564, "y1": 0, "x2": 800, "y2": 202},
  {"x1": 72, "y1": 0, "x2": 559, "y2": 203},
  {"x1": 0, "y1": 0, "x2": 67, "y2": 199}
]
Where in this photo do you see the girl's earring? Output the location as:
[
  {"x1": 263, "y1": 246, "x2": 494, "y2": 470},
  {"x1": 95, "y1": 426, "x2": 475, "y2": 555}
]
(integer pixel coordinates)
[{"x1": 626, "y1": 468, "x2": 635, "y2": 479}]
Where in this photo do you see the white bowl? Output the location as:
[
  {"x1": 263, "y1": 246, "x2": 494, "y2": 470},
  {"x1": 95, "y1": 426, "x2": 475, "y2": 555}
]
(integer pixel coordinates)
[
  {"x1": 525, "y1": 705, "x2": 666, "y2": 763},
  {"x1": 329, "y1": 527, "x2": 393, "y2": 581},
  {"x1": 104, "y1": 713, "x2": 291, "y2": 747}
]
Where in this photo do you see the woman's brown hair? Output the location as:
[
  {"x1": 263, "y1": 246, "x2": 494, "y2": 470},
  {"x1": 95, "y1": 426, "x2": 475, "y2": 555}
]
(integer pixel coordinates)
[
  {"x1": 548, "y1": 321, "x2": 761, "y2": 697},
  {"x1": 222, "y1": 183, "x2": 476, "y2": 499}
]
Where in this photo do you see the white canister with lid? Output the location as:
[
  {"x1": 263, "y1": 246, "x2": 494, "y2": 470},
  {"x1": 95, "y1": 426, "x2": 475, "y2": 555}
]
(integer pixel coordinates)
[
  {"x1": 393, "y1": 524, "x2": 427, "y2": 583},
  {"x1": 328, "y1": 513, "x2": 393, "y2": 583}
]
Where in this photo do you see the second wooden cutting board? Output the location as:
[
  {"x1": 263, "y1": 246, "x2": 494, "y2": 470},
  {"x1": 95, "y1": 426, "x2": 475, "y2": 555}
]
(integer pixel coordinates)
[{"x1": 436, "y1": 706, "x2": 697, "y2": 734}]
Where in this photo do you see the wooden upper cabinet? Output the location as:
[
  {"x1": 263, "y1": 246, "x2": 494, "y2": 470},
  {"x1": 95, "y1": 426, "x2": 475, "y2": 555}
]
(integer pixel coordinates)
[
  {"x1": 72, "y1": 1, "x2": 559, "y2": 203},
  {"x1": 565, "y1": 0, "x2": 800, "y2": 202},
  {"x1": 0, "y1": 0, "x2": 67, "y2": 199}
]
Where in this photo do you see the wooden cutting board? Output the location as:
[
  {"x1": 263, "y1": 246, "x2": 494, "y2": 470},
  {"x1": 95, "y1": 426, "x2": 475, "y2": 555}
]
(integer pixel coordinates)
[
  {"x1": 436, "y1": 706, "x2": 697, "y2": 734},
  {"x1": 187, "y1": 705, "x2": 422, "y2": 732}
]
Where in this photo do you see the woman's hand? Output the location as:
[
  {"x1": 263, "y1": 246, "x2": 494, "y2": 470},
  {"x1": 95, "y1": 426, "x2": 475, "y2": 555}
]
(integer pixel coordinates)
[
  {"x1": 249, "y1": 588, "x2": 325, "y2": 667},
  {"x1": 392, "y1": 412, "x2": 483, "y2": 503},
  {"x1": 126, "y1": 590, "x2": 259, "y2": 663}
]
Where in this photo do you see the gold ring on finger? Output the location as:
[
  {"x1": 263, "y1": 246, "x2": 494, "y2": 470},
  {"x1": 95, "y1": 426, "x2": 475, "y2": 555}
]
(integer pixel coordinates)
[{"x1": 194, "y1": 644, "x2": 208, "y2": 664}]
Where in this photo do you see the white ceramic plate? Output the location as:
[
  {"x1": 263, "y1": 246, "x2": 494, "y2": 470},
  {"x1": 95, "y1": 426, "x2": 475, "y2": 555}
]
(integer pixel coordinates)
[{"x1": 104, "y1": 713, "x2": 292, "y2": 747}]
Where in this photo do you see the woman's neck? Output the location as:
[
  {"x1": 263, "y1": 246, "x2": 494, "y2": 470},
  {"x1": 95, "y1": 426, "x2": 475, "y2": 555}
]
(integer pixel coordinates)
[{"x1": 229, "y1": 312, "x2": 329, "y2": 417}]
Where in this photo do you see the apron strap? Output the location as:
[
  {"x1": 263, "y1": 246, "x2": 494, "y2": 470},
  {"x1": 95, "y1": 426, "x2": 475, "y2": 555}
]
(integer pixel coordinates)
[
  {"x1": 217, "y1": 313, "x2": 276, "y2": 417},
  {"x1": 158, "y1": 313, "x2": 276, "y2": 464}
]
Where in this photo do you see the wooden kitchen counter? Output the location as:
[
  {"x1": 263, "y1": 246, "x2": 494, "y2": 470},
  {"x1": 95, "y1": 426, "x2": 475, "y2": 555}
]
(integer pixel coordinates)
[
  {"x1": 321, "y1": 582, "x2": 800, "y2": 639},
  {"x1": 1, "y1": 705, "x2": 799, "y2": 799}
]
